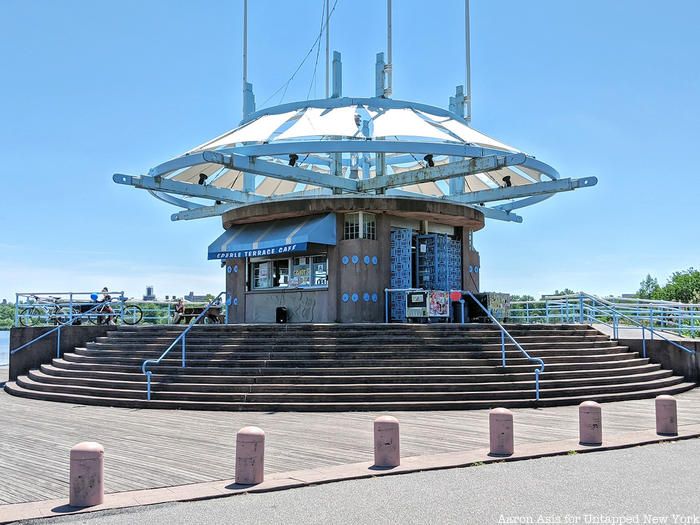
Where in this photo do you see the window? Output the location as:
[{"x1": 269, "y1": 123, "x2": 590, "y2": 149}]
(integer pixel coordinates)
[
  {"x1": 272, "y1": 259, "x2": 289, "y2": 287},
  {"x1": 363, "y1": 213, "x2": 376, "y2": 240},
  {"x1": 344, "y1": 212, "x2": 376, "y2": 240},
  {"x1": 252, "y1": 261, "x2": 271, "y2": 289},
  {"x1": 291, "y1": 256, "x2": 311, "y2": 287},
  {"x1": 312, "y1": 255, "x2": 328, "y2": 285},
  {"x1": 250, "y1": 255, "x2": 328, "y2": 290},
  {"x1": 344, "y1": 213, "x2": 361, "y2": 239}
]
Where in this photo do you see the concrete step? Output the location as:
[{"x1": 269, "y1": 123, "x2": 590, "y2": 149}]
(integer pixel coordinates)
[
  {"x1": 84, "y1": 340, "x2": 619, "y2": 352},
  {"x1": 27, "y1": 368, "x2": 674, "y2": 393},
  {"x1": 74, "y1": 346, "x2": 629, "y2": 360},
  {"x1": 39, "y1": 362, "x2": 665, "y2": 384},
  {"x1": 50, "y1": 357, "x2": 655, "y2": 375},
  {"x1": 97, "y1": 330, "x2": 607, "y2": 343},
  {"x1": 6, "y1": 380, "x2": 696, "y2": 411},
  {"x1": 11, "y1": 373, "x2": 687, "y2": 402},
  {"x1": 60, "y1": 351, "x2": 641, "y2": 367}
]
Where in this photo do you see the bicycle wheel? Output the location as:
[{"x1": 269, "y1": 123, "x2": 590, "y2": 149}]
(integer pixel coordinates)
[
  {"x1": 57, "y1": 306, "x2": 81, "y2": 325},
  {"x1": 120, "y1": 304, "x2": 143, "y2": 325},
  {"x1": 18, "y1": 307, "x2": 43, "y2": 327},
  {"x1": 86, "y1": 305, "x2": 103, "y2": 325}
]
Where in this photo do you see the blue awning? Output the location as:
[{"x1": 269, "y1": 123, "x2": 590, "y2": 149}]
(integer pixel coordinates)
[{"x1": 208, "y1": 213, "x2": 336, "y2": 260}]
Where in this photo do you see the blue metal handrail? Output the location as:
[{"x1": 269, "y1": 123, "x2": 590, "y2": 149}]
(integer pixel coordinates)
[
  {"x1": 579, "y1": 293, "x2": 694, "y2": 357},
  {"x1": 466, "y1": 291, "x2": 545, "y2": 401},
  {"x1": 9, "y1": 302, "x2": 107, "y2": 359},
  {"x1": 142, "y1": 291, "x2": 226, "y2": 401}
]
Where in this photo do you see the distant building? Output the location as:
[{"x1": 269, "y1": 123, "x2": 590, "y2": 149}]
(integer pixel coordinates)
[
  {"x1": 184, "y1": 291, "x2": 209, "y2": 302},
  {"x1": 143, "y1": 286, "x2": 156, "y2": 301}
]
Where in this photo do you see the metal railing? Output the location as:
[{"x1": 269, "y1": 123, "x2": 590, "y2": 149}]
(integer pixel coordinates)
[
  {"x1": 13, "y1": 292, "x2": 214, "y2": 327},
  {"x1": 466, "y1": 291, "x2": 545, "y2": 401},
  {"x1": 510, "y1": 293, "x2": 700, "y2": 338},
  {"x1": 9, "y1": 302, "x2": 107, "y2": 359},
  {"x1": 509, "y1": 292, "x2": 695, "y2": 357},
  {"x1": 383, "y1": 288, "x2": 425, "y2": 323},
  {"x1": 577, "y1": 293, "x2": 694, "y2": 357},
  {"x1": 14, "y1": 292, "x2": 128, "y2": 327},
  {"x1": 141, "y1": 292, "x2": 226, "y2": 401}
]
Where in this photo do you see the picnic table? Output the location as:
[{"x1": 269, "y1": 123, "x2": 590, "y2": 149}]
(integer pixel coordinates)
[{"x1": 175, "y1": 306, "x2": 223, "y2": 324}]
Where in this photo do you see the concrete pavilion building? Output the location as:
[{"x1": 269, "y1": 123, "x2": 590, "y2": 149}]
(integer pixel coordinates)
[{"x1": 114, "y1": 6, "x2": 596, "y2": 324}]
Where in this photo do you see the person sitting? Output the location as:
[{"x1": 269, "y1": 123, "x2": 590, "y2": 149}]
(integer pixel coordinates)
[{"x1": 173, "y1": 298, "x2": 186, "y2": 324}]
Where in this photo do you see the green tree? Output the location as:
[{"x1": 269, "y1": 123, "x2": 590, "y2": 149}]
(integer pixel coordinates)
[
  {"x1": 654, "y1": 268, "x2": 700, "y2": 303},
  {"x1": 549, "y1": 289, "x2": 574, "y2": 297},
  {"x1": 637, "y1": 274, "x2": 660, "y2": 299},
  {"x1": 510, "y1": 294, "x2": 535, "y2": 302},
  {"x1": 0, "y1": 304, "x2": 13, "y2": 329}
]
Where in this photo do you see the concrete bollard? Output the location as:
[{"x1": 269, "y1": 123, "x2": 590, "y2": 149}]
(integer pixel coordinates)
[
  {"x1": 579, "y1": 401, "x2": 603, "y2": 445},
  {"x1": 69, "y1": 442, "x2": 104, "y2": 507},
  {"x1": 655, "y1": 395, "x2": 678, "y2": 435},
  {"x1": 489, "y1": 408, "x2": 514, "y2": 456},
  {"x1": 374, "y1": 416, "x2": 400, "y2": 467},
  {"x1": 235, "y1": 426, "x2": 265, "y2": 485}
]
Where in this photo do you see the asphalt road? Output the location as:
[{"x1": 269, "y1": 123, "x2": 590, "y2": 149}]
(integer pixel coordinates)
[{"x1": 22, "y1": 438, "x2": 700, "y2": 525}]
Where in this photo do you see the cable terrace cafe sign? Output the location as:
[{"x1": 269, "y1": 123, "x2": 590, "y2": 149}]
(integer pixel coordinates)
[{"x1": 211, "y1": 243, "x2": 304, "y2": 260}]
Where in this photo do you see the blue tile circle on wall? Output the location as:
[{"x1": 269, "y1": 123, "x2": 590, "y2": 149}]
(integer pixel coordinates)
[
  {"x1": 351, "y1": 293, "x2": 359, "y2": 302},
  {"x1": 469, "y1": 265, "x2": 474, "y2": 273},
  {"x1": 342, "y1": 256, "x2": 349, "y2": 265},
  {"x1": 233, "y1": 264, "x2": 239, "y2": 273},
  {"x1": 226, "y1": 266, "x2": 232, "y2": 274},
  {"x1": 372, "y1": 256, "x2": 378, "y2": 265},
  {"x1": 351, "y1": 255, "x2": 359, "y2": 264},
  {"x1": 363, "y1": 255, "x2": 370, "y2": 264},
  {"x1": 363, "y1": 292, "x2": 370, "y2": 302},
  {"x1": 371, "y1": 293, "x2": 378, "y2": 302},
  {"x1": 342, "y1": 293, "x2": 349, "y2": 302},
  {"x1": 475, "y1": 266, "x2": 480, "y2": 273},
  {"x1": 233, "y1": 297, "x2": 239, "y2": 306}
]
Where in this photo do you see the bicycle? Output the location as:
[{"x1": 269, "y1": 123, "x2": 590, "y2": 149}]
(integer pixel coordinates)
[
  {"x1": 18, "y1": 295, "x2": 81, "y2": 327},
  {"x1": 87, "y1": 300, "x2": 144, "y2": 325}
]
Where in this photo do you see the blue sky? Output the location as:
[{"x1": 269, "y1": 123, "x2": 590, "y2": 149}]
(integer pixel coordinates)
[{"x1": 0, "y1": 0, "x2": 698, "y2": 301}]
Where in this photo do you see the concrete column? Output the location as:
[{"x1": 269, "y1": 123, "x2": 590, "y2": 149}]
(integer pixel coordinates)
[
  {"x1": 655, "y1": 395, "x2": 678, "y2": 435},
  {"x1": 235, "y1": 426, "x2": 265, "y2": 485},
  {"x1": 579, "y1": 401, "x2": 603, "y2": 445},
  {"x1": 69, "y1": 442, "x2": 104, "y2": 507},
  {"x1": 489, "y1": 408, "x2": 514, "y2": 456},
  {"x1": 374, "y1": 416, "x2": 400, "y2": 467}
]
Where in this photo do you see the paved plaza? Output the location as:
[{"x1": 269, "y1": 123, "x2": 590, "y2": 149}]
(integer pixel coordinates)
[
  {"x1": 1, "y1": 386, "x2": 700, "y2": 506},
  {"x1": 16, "y1": 437, "x2": 700, "y2": 525}
]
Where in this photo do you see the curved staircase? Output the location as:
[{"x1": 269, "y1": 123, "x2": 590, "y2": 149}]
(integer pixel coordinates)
[{"x1": 4, "y1": 324, "x2": 695, "y2": 411}]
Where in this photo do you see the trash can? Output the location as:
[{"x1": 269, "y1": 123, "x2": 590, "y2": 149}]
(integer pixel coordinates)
[{"x1": 276, "y1": 306, "x2": 288, "y2": 324}]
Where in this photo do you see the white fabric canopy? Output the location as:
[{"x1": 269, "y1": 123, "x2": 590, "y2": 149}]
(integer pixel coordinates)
[
  {"x1": 276, "y1": 106, "x2": 359, "y2": 140},
  {"x1": 158, "y1": 98, "x2": 549, "y2": 206},
  {"x1": 372, "y1": 108, "x2": 457, "y2": 142},
  {"x1": 188, "y1": 111, "x2": 298, "y2": 152}
]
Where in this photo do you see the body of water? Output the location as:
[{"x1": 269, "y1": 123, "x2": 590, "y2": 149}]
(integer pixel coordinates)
[{"x1": 0, "y1": 330, "x2": 8, "y2": 367}]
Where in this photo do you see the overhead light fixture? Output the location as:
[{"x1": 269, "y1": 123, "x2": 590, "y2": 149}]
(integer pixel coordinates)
[
  {"x1": 288, "y1": 153, "x2": 299, "y2": 167},
  {"x1": 502, "y1": 175, "x2": 512, "y2": 188},
  {"x1": 198, "y1": 173, "x2": 208, "y2": 185},
  {"x1": 424, "y1": 154, "x2": 435, "y2": 168}
]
